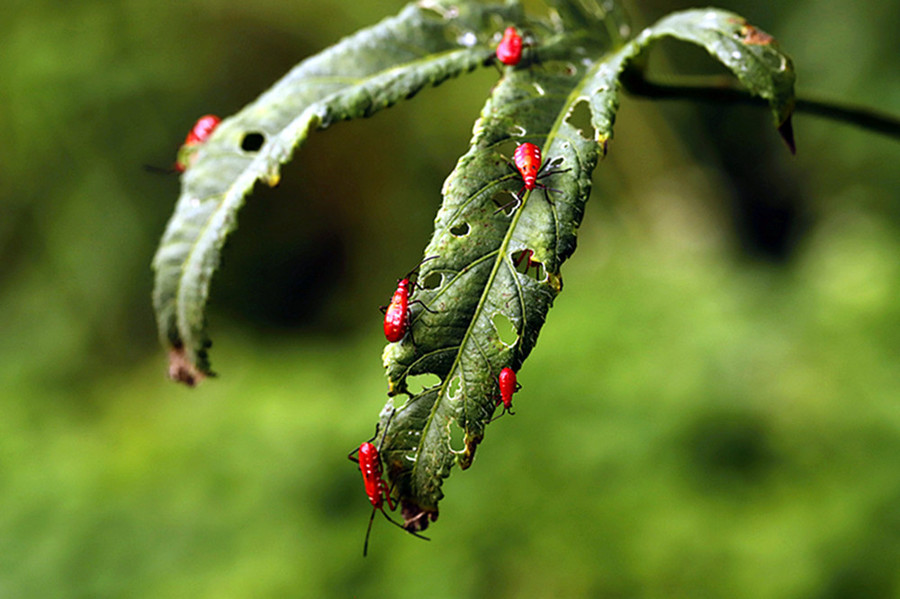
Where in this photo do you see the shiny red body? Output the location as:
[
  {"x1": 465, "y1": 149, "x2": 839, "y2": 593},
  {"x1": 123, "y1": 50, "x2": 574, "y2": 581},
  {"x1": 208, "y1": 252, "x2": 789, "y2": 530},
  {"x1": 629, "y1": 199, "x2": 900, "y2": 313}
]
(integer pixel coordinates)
[
  {"x1": 350, "y1": 421, "x2": 429, "y2": 555},
  {"x1": 357, "y1": 441, "x2": 395, "y2": 511},
  {"x1": 184, "y1": 115, "x2": 221, "y2": 146},
  {"x1": 175, "y1": 115, "x2": 221, "y2": 172},
  {"x1": 496, "y1": 26, "x2": 523, "y2": 66},
  {"x1": 513, "y1": 142, "x2": 542, "y2": 190},
  {"x1": 383, "y1": 278, "x2": 411, "y2": 342},
  {"x1": 497, "y1": 367, "x2": 518, "y2": 412}
]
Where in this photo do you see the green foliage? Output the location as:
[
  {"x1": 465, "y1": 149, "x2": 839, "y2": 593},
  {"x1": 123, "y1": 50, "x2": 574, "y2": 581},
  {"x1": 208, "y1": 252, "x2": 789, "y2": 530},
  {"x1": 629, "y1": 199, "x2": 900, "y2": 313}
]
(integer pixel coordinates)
[{"x1": 151, "y1": 0, "x2": 797, "y2": 526}]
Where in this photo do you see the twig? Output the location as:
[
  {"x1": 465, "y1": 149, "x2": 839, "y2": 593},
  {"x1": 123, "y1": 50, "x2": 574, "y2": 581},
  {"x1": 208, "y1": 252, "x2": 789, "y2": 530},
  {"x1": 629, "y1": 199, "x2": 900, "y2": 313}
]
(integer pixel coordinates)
[{"x1": 621, "y1": 70, "x2": 900, "y2": 141}]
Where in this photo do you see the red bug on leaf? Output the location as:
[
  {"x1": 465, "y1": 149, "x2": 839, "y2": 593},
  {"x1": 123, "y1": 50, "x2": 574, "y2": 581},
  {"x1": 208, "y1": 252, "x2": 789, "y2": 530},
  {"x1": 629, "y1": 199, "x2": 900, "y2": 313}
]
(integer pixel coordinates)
[
  {"x1": 183, "y1": 115, "x2": 220, "y2": 147},
  {"x1": 175, "y1": 114, "x2": 221, "y2": 172},
  {"x1": 495, "y1": 366, "x2": 522, "y2": 417},
  {"x1": 381, "y1": 256, "x2": 438, "y2": 343},
  {"x1": 496, "y1": 26, "x2": 524, "y2": 66},
  {"x1": 348, "y1": 410, "x2": 429, "y2": 556},
  {"x1": 496, "y1": 142, "x2": 570, "y2": 213},
  {"x1": 146, "y1": 114, "x2": 221, "y2": 175}
]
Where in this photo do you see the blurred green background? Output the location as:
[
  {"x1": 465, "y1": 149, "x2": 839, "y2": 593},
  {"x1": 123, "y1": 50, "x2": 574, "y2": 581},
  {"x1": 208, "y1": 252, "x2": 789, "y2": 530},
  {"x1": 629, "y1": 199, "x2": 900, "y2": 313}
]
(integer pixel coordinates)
[{"x1": 1, "y1": 0, "x2": 898, "y2": 597}]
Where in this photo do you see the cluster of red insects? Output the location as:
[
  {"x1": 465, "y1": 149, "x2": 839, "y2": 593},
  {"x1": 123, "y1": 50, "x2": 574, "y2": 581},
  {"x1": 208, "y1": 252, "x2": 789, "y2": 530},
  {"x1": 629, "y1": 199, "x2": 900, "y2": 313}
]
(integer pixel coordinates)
[
  {"x1": 354, "y1": 25, "x2": 574, "y2": 554},
  {"x1": 347, "y1": 368, "x2": 520, "y2": 556},
  {"x1": 167, "y1": 26, "x2": 553, "y2": 556}
]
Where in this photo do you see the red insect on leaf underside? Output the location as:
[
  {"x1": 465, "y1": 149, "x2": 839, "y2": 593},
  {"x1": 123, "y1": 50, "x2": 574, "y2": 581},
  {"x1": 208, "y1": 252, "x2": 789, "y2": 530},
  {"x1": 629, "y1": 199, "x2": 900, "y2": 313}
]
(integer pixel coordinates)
[
  {"x1": 381, "y1": 256, "x2": 438, "y2": 344},
  {"x1": 348, "y1": 412, "x2": 429, "y2": 556},
  {"x1": 496, "y1": 26, "x2": 524, "y2": 66},
  {"x1": 175, "y1": 114, "x2": 221, "y2": 172},
  {"x1": 495, "y1": 367, "x2": 521, "y2": 417}
]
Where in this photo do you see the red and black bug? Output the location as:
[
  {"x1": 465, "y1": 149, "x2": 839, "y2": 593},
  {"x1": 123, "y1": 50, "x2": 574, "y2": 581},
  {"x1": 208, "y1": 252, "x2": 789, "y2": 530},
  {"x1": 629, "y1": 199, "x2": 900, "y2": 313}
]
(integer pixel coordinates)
[
  {"x1": 495, "y1": 367, "x2": 521, "y2": 417},
  {"x1": 381, "y1": 256, "x2": 438, "y2": 343},
  {"x1": 348, "y1": 411, "x2": 429, "y2": 556},
  {"x1": 175, "y1": 114, "x2": 221, "y2": 172},
  {"x1": 496, "y1": 142, "x2": 570, "y2": 213},
  {"x1": 182, "y1": 115, "x2": 220, "y2": 148},
  {"x1": 496, "y1": 26, "x2": 524, "y2": 66},
  {"x1": 146, "y1": 114, "x2": 221, "y2": 175}
]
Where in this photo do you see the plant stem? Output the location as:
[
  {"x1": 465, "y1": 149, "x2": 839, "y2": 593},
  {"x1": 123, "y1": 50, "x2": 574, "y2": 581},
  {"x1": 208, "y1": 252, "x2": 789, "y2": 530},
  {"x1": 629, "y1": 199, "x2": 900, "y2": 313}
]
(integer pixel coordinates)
[{"x1": 621, "y1": 71, "x2": 900, "y2": 141}]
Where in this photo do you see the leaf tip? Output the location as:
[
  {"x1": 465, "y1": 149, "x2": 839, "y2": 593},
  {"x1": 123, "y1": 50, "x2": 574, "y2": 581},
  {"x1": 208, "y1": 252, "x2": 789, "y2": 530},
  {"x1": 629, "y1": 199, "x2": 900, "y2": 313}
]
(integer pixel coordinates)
[
  {"x1": 777, "y1": 115, "x2": 796, "y2": 155},
  {"x1": 401, "y1": 501, "x2": 438, "y2": 533},
  {"x1": 167, "y1": 346, "x2": 210, "y2": 387}
]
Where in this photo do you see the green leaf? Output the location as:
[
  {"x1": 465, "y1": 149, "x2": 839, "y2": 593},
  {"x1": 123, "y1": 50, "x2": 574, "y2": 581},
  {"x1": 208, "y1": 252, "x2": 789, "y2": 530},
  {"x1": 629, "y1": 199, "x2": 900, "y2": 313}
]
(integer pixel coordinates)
[
  {"x1": 378, "y1": 0, "x2": 628, "y2": 525},
  {"x1": 629, "y1": 9, "x2": 795, "y2": 127},
  {"x1": 151, "y1": 0, "x2": 520, "y2": 384},
  {"x1": 377, "y1": 4, "x2": 795, "y2": 526}
]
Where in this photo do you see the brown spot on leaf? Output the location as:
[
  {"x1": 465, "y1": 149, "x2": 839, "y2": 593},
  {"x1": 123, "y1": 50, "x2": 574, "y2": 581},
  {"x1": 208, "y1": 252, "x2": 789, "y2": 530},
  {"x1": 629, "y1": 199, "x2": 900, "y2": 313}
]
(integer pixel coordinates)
[
  {"x1": 458, "y1": 431, "x2": 483, "y2": 470},
  {"x1": 597, "y1": 135, "x2": 610, "y2": 157},
  {"x1": 168, "y1": 346, "x2": 207, "y2": 386},
  {"x1": 741, "y1": 24, "x2": 775, "y2": 45}
]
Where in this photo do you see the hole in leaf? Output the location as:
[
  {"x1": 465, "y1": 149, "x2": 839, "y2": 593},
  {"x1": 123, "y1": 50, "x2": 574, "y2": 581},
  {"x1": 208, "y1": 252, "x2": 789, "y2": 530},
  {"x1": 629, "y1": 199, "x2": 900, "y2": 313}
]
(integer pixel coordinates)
[
  {"x1": 419, "y1": 271, "x2": 442, "y2": 290},
  {"x1": 449, "y1": 222, "x2": 470, "y2": 237},
  {"x1": 449, "y1": 419, "x2": 465, "y2": 452},
  {"x1": 390, "y1": 394, "x2": 410, "y2": 412},
  {"x1": 565, "y1": 100, "x2": 595, "y2": 141},
  {"x1": 404, "y1": 373, "x2": 441, "y2": 396},
  {"x1": 492, "y1": 190, "x2": 519, "y2": 215},
  {"x1": 241, "y1": 132, "x2": 265, "y2": 152},
  {"x1": 546, "y1": 155, "x2": 566, "y2": 170},
  {"x1": 492, "y1": 312, "x2": 518, "y2": 347},
  {"x1": 448, "y1": 375, "x2": 462, "y2": 400},
  {"x1": 511, "y1": 249, "x2": 546, "y2": 281},
  {"x1": 497, "y1": 138, "x2": 519, "y2": 162}
]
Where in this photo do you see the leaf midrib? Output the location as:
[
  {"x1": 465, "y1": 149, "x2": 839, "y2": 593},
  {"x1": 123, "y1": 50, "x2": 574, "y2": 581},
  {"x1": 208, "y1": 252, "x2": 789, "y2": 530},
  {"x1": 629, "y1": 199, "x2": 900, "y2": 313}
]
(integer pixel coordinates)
[{"x1": 408, "y1": 49, "x2": 604, "y2": 494}]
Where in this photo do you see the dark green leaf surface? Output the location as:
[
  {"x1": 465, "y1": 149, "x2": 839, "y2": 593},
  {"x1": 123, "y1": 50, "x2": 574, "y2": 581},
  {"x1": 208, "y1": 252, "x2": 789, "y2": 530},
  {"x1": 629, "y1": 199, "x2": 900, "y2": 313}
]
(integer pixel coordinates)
[
  {"x1": 631, "y1": 9, "x2": 795, "y2": 126},
  {"x1": 377, "y1": 4, "x2": 795, "y2": 525},
  {"x1": 151, "y1": 1, "x2": 518, "y2": 383}
]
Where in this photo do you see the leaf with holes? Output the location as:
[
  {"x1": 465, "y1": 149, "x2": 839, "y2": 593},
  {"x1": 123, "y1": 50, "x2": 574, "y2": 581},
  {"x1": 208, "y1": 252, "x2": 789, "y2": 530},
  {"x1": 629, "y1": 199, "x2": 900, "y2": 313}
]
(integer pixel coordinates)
[
  {"x1": 151, "y1": 0, "x2": 520, "y2": 384},
  {"x1": 376, "y1": 3, "x2": 795, "y2": 528}
]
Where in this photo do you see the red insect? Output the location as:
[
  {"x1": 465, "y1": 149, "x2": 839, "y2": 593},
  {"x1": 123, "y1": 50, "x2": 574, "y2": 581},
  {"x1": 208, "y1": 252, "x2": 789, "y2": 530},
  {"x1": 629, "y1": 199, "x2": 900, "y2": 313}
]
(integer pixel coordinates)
[
  {"x1": 496, "y1": 26, "x2": 524, "y2": 66},
  {"x1": 495, "y1": 367, "x2": 522, "y2": 416},
  {"x1": 496, "y1": 143, "x2": 570, "y2": 213},
  {"x1": 183, "y1": 115, "x2": 220, "y2": 147},
  {"x1": 383, "y1": 278, "x2": 413, "y2": 343},
  {"x1": 381, "y1": 256, "x2": 438, "y2": 343},
  {"x1": 175, "y1": 114, "x2": 221, "y2": 172},
  {"x1": 146, "y1": 114, "x2": 221, "y2": 175},
  {"x1": 514, "y1": 142, "x2": 553, "y2": 192},
  {"x1": 348, "y1": 412, "x2": 429, "y2": 556}
]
